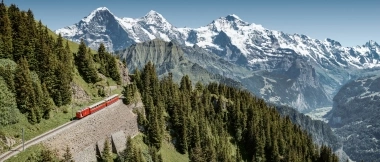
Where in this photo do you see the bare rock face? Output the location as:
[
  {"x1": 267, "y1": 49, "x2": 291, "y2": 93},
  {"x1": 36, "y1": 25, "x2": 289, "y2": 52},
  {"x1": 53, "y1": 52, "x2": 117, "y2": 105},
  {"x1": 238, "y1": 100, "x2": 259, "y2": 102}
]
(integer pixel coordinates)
[
  {"x1": 118, "y1": 61, "x2": 130, "y2": 85},
  {"x1": 71, "y1": 82, "x2": 91, "y2": 102}
]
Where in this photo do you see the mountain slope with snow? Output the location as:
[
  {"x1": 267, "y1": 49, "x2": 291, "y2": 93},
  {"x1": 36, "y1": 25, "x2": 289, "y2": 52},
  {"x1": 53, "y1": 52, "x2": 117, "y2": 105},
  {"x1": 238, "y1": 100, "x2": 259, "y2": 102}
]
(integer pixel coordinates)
[{"x1": 56, "y1": 7, "x2": 380, "y2": 111}]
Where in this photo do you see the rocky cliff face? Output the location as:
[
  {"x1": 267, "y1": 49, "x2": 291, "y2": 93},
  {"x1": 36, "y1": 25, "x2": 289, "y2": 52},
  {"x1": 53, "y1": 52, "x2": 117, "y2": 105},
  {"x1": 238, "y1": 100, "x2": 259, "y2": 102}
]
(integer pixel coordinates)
[
  {"x1": 116, "y1": 39, "x2": 241, "y2": 88},
  {"x1": 117, "y1": 39, "x2": 330, "y2": 111},
  {"x1": 326, "y1": 75, "x2": 380, "y2": 161}
]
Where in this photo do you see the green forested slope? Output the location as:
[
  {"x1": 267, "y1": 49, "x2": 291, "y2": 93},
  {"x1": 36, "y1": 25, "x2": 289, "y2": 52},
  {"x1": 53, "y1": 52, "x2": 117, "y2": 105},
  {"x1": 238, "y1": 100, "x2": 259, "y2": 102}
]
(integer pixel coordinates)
[
  {"x1": 119, "y1": 62, "x2": 339, "y2": 162},
  {"x1": 0, "y1": 1, "x2": 122, "y2": 154}
]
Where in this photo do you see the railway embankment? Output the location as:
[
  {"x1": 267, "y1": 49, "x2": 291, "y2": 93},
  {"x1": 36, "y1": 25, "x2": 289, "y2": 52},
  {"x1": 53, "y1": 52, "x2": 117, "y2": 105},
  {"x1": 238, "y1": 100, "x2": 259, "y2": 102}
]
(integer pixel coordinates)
[{"x1": 43, "y1": 100, "x2": 141, "y2": 160}]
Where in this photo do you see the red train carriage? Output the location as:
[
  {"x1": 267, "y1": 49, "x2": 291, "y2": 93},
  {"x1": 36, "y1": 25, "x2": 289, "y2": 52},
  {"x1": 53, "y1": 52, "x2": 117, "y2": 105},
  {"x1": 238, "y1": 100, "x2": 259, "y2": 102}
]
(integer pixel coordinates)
[
  {"x1": 76, "y1": 107, "x2": 90, "y2": 119},
  {"x1": 105, "y1": 94, "x2": 119, "y2": 106},
  {"x1": 75, "y1": 94, "x2": 119, "y2": 119}
]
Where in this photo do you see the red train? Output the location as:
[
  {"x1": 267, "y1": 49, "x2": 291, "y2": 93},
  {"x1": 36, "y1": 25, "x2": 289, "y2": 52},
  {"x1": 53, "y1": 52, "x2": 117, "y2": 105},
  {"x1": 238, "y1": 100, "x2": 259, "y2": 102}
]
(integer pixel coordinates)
[{"x1": 76, "y1": 94, "x2": 119, "y2": 119}]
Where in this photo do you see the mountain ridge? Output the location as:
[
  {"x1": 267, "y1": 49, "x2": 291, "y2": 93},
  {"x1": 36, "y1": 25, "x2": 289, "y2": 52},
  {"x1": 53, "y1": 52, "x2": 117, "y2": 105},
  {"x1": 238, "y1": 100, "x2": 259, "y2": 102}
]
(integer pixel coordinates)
[{"x1": 55, "y1": 7, "x2": 380, "y2": 111}]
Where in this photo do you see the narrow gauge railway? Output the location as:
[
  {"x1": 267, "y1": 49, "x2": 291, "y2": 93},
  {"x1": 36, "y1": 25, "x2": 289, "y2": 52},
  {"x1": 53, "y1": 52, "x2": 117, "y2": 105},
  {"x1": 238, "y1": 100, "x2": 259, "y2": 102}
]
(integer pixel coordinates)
[
  {"x1": 0, "y1": 94, "x2": 120, "y2": 161},
  {"x1": 76, "y1": 94, "x2": 119, "y2": 119}
]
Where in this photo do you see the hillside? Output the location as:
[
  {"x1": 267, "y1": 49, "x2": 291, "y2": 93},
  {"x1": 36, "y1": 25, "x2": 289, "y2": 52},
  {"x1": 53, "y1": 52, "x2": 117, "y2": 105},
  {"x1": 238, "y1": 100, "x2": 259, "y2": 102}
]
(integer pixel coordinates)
[
  {"x1": 116, "y1": 39, "x2": 241, "y2": 88},
  {"x1": 116, "y1": 62, "x2": 339, "y2": 162},
  {"x1": 117, "y1": 39, "x2": 331, "y2": 111},
  {"x1": 326, "y1": 75, "x2": 380, "y2": 161},
  {"x1": 0, "y1": 2, "x2": 125, "y2": 155}
]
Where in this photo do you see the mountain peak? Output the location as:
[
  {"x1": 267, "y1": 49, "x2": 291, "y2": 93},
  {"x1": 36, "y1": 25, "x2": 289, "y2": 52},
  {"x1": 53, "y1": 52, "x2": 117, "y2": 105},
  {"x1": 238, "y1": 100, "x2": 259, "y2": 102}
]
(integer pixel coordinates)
[
  {"x1": 95, "y1": 7, "x2": 110, "y2": 11},
  {"x1": 82, "y1": 7, "x2": 114, "y2": 23},
  {"x1": 144, "y1": 10, "x2": 164, "y2": 20},
  {"x1": 225, "y1": 14, "x2": 242, "y2": 21},
  {"x1": 365, "y1": 40, "x2": 379, "y2": 47},
  {"x1": 146, "y1": 10, "x2": 160, "y2": 15},
  {"x1": 210, "y1": 13, "x2": 248, "y2": 27},
  {"x1": 142, "y1": 10, "x2": 171, "y2": 27}
]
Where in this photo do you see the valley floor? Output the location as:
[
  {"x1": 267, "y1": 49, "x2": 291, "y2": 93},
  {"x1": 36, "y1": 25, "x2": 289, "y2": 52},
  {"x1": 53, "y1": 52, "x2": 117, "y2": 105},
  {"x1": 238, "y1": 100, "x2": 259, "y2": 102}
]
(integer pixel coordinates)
[{"x1": 305, "y1": 107, "x2": 332, "y2": 123}]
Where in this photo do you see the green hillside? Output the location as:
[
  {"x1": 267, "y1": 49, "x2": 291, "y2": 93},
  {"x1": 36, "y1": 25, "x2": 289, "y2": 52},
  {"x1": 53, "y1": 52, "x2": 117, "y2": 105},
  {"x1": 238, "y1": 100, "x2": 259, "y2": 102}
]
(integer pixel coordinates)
[
  {"x1": 0, "y1": 2, "x2": 123, "y2": 154},
  {"x1": 115, "y1": 62, "x2": 339, "y2": 162}
]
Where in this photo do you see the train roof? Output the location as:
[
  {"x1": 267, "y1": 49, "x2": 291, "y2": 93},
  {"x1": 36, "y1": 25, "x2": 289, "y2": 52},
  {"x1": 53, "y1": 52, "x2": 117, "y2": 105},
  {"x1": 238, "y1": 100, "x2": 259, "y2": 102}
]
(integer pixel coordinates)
[
  {"x1": 104, "y1": 94, "x2": 119, "y2": 101},
  {"x1": 77, "y1": 107, "x2": 89, "y2": 112},
  {"x1": 76, "y1": 94, "x2": 119, "y2": 111},
  {"x1": 88, "y1": 100, "x2": 106, "y2": 108}
]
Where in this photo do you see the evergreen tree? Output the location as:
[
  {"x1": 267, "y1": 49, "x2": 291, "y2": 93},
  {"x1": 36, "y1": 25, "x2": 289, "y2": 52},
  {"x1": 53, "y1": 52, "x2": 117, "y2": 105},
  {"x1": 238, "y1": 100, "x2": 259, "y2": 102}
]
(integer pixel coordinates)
[
  {"x1": 0, "y1": 64, "x2": 15, "y2": 93},
  {"x1": 62, "y1": 145, "x2": 74, "y2": 162},
  {"x1": 32, "y1": 81, "x2": 43, "y2": 123},
  {"x1": 0, "y1": 76, "x2": 18, "y2": 126},
  {"x1": 98, "y1": 43, "x2": 107, "y2": 75},
  {"x1": 122, "y1": 84, "x2": 132, "y2": 105},
  {"x1": 65, "y1": 40, "x2": 74, "y2": 73},
  {"x1": 121, "y1": 136, "x2": 135, "y2": 162},
  {"x1": 14, "y1": 57, "x2": 37, "y2": 124},
  {"x1": 107, "y1": 54, "x2": 121, "y2": 84},
  {"x1": 8, "y1": 5, "x2": 27, "y2": 62},
  {"x1": 75, "y1": 39, "x2": 99, "y2": 83},
  {"x1": 0, "y1": 1, "x2": 13, "y2": 59},
  {"x1": 101, "y1": 138, "x2": 113, "y2": 162},
  {"x1": 41, "y1": 83, "x2": 55, "y2": 119},
  {"x1": 24, "y1": 9, "x2": 37, "y2": 70},
  {"x1": 149, "y1": 147, "x2": 162, "y2": 162},
  {"x1": 37, "y1": 148, "x2": 55, "y2": 162}
]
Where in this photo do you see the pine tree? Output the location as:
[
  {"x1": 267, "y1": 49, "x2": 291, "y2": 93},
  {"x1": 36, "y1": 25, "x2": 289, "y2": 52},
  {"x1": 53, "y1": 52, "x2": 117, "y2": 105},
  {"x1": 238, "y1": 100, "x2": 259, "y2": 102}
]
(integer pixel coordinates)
[
  {"x1": 75, "y1": 39, "x2": 99, "y2": 83},
  {"x1": 0, "y1": 76, "x2": 18, "y2": 126},
  {"x1": 65, "y1": 40, "x2": 74, "y2": 73},
  {"x1": 32, "y1": 81, "x2": 43, "y2": 123},
  {"x1": 107, "y1": 54, "x2": 121, "y2": 85},
  {"x1": 14, "y1": 57, "x2": 37, "y2": 123},
  {"x1": 149, "y1": 147, "x2": 162, "y2": 162},
  {"x1": 190, "y1": 144, "x2": 204, "y2": 162},
  {"x1": 24, "y1": 9, "x2": 37, "y2": 70},
  {"x1": 146, "y1": 96, "x2": 162, "y2": 149},
  {"x1": 37, "y1": 148, "x2": 56, "y2": 162},
  {"x1": 0, "y1": 64, "x2": 15, "y2": 93},
  {"x1": 9, "y1": 6, "x2": 27, "y2": 62},
  {"x1": 98, "y1": 43, "x2": 107, "y2": 75},
  {"x1": 101, "y1": 138, "x2": 113, "y2": 162},
  {"x1": 62, "y1": 145, "x2": 73, "y2": 162},
  {"x1": 121, "y1": 136, "x2": 135, "y2": 162},
  {"x1": 41, "y1": 83, "x2": 55, "y2": 119},
  {"x1": 0, "y1": 1, "x2": 13, "y2": 59},
  {"x1": 122, "y1": 84, "x2": 132, "y2": 105}
]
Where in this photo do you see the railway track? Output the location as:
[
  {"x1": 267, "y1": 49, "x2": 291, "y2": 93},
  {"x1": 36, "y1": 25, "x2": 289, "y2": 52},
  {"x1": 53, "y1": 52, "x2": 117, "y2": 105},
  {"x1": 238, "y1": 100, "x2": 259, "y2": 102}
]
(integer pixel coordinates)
[
  {"x1": 0, "y1": 96, "x2": 135, "y2": 162},
  {"x1": 0, "y1": 119, "x2": 78, "y2": 162}
]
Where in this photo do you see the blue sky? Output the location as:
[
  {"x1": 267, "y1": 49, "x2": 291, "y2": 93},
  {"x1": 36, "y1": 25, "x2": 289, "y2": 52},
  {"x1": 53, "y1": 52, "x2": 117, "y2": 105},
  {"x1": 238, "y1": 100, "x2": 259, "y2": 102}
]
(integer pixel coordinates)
[{"x1": 4, "y1": 0, "x2": 380, "y2": 47}]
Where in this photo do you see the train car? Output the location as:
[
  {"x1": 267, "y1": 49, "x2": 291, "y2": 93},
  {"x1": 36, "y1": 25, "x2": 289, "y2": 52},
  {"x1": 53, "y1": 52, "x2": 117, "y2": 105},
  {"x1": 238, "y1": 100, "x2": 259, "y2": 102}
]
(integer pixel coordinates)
[
  {"x1": 105, "y1": 94, "x2": 119, "y2": 106},
  {"x1": 89, "y1": 100, "x2": 107, "y2": 114},
  {"x1": 75, "y1": 94, "x2": 119, "y2": 119},
  {"x1": 76, "y1": 107, "x2": 91, "y2": 119}
]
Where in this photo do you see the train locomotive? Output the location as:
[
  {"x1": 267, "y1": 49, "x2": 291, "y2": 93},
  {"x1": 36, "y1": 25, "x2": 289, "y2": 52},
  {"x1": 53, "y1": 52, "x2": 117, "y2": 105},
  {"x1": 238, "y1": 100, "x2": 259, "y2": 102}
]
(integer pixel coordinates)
[{"x1": 75, "y1": 94, "x2": 119, "y2": 119}]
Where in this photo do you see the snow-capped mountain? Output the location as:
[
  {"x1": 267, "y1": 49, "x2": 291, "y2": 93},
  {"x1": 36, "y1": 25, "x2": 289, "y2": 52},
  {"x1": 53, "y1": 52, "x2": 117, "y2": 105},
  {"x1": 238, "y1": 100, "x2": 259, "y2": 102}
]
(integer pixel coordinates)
[
  {"x1": 56, "y1": 7, "x2": 380, "y2": 67},
  {"x1": 56, "y1": 7, "x2": 380, "y2": 71},
  {"x1": 56, "y1": 7, "x2": 380, "y2": 111}
]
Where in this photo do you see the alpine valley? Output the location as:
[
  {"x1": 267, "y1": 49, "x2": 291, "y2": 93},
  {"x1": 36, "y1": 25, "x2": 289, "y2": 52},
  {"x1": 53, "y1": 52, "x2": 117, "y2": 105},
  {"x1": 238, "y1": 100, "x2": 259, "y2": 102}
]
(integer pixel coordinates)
[{"x1": 56, "y1": 7, "x2": 380, "y2": 161}]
